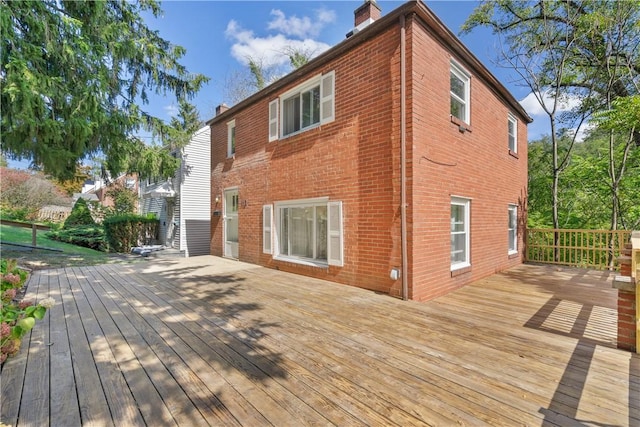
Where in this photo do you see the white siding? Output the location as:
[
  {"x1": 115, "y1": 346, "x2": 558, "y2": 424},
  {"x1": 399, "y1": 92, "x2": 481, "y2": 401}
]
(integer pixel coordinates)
[
  {"x1": 139, "y1": 193, "x2": 167, "y2": 245},
  {"x1": 177, "y1": 126, "x2": 211, "y2": 257}
]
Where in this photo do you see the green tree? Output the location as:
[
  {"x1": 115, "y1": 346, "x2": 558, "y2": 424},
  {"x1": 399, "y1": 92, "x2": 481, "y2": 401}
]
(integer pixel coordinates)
[
  {"x1": 1, "y1": 1, "x2": 208, "y2": 181},
  {"x1": 165, "y1": 101, "x2": 204, "y2": 151},
  {"x1": 464, "y1": 0, "x2": 639, "y2": 238},
  {"x1": 106, "y1": 183, "x2": 138, "y2": 215},
  {"x1": 64, "y1": 198, "x2": 96, "y2": 229}
]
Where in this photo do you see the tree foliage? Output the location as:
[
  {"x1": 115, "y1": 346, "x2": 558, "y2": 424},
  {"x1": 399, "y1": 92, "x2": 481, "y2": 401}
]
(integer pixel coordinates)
[
  {"x1": 223, "y1": 48, "x2": 315, "y2": 106},
  {"x1": 105, "y1": 183, "x2": 138, "y2": 215},
  {"x1": 63, "y1": 198, "x2": 96, "y2": 229},
  {"x1": 1, "y1": 0, "x2": 208, "y2": 180},
  {"x1": 528, "y1": 133, "x2": 640, "y2": 229},
  {"x1": 0, "y1": 168, "x2": 70, "y2": 220},
  {"x1": 464, "y1": 0, "x2": 640, "y2": 232},
  {"x1": 54, "y1": 165, "x2": 92, "y2": 196}
]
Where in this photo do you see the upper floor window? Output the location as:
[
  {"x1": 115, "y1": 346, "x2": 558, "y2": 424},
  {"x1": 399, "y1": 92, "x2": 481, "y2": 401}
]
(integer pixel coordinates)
[
  {"x1": 508, "y1": 204, "x2": 518, "y2": 254},
  {"x1": 269, "y1": 71, "x2": 335, "y2": 141},
  {"x1": 450, "y1": 62, "x2": 470, "y2": 124},
  {"x1": 508, "y1": 113, "x2": 517, "y2": 153},
  {"x1": 451, "y1": 197, "x2": 471, "y2": 270},
  {"x1": 227, "y1": 120, "x2": 236, "y2": 158}
]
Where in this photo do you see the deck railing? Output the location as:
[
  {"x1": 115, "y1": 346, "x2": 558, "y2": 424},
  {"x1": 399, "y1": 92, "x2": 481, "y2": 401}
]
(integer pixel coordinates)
[{"x1": 525, "y1": 228, "x2": 632, "y2": 271}]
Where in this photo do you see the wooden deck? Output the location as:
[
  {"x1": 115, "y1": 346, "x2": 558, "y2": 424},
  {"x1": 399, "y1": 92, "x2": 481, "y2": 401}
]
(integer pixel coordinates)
[{"x1": 1, "y1": 257, "x2": 638, "y2": 426}]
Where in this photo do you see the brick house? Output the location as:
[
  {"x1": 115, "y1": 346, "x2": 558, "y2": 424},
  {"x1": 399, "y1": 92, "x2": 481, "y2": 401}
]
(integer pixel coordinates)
[{"x1": 208, "y1": 0, "x2": 532, "y2": 301}]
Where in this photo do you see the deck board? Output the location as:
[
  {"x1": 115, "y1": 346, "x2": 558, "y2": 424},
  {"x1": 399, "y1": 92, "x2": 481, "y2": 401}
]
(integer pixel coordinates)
[{"x1": 1, "y1": 258, "x2": 638, "y2": 426}]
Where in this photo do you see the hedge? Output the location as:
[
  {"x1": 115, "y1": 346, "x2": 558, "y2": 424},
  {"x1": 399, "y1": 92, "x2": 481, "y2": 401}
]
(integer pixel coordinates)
[{"x1": 103, "y1": 214, "x2": 159, "y2": 253}]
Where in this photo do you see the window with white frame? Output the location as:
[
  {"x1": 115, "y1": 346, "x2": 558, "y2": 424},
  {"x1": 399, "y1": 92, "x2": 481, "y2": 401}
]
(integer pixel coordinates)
[
  {"x1": 264, "y1": 198, "x2": 343, "y2": 267},
  {"x1": 269, "y1": 71, "x2": 335, "y2": 141},
  {"x1": 508, "y1": 204, "x2": 518, "y2": 254},
  {"x1": 508, "y1": 113, "x2": 517, "y2": 153},
  {"x1": 227, "y1": 120, "x2": 236, "y2": 158},
  {"x1": 450, "y1": 62, "x2": 470, "y2": 124},
  {"x1": 451, "y1": 197, "x2": 470, "y2": 269}
]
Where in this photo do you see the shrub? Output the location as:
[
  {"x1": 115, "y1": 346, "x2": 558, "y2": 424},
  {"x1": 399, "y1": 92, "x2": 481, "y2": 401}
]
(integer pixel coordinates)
[
  {"x1": 64, "y1": 198, "x2": 96, "y2": 229},
  {"x1": 104, "y1": 214, "x2": 159, "y2": 253},
  {"x1": 1, "y1": 259, "x2": 54, "y2": 365},
  {"x1": 46, "y1": 225, "x2": 106, "y2": 251}
]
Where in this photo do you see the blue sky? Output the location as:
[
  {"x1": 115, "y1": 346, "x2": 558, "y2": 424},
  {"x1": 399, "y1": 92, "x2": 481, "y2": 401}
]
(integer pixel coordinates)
[
  {"x1": 142, "y1": 0, "x2": 549, "y2": 133},
  {"x1": 9, "y1": 0, "x2": 552, "y2": 170}
]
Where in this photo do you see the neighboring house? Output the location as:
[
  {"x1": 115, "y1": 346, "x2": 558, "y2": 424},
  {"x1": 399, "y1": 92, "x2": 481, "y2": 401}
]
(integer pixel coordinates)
[
  {"x1": 80, "y1": 173, "x2": 139, "y2": 209},
  {"x1": 208, "y1": 0, "x2": 532, "y2": 301},
  {"x1": 140, "y1": 126, "x2": 211, "y2": 257}
]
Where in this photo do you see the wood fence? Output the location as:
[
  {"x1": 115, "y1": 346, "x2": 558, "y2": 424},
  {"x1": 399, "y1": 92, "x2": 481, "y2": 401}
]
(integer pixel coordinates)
[{"x1": 525, "y1": 228, "x2": 632, "y2": 271}]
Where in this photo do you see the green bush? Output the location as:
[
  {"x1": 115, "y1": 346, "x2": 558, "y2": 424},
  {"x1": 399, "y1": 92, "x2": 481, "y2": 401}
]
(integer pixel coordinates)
[
  {"x1": 63, "y1": 198, "x2": 95, "y2": 229},
  {"x1": 0, "y1": 207, "x2": 29, "y2": 221},
  {"x1": 104, "y1": 214, "x2": 159, "y2": 253},
  {"x1": 46, "y1": 225, "x2": 106, "y2": 251}
]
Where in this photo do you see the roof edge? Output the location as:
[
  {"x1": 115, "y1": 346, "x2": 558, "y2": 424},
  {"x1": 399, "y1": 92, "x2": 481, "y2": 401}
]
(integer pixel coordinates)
[{"x1": 207, "y1": 0, "x2": 532, "y2": 126}]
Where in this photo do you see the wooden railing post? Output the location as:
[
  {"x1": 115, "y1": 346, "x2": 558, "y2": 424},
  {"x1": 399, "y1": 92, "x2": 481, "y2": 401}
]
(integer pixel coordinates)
[{"x1": 32, "y1": 223, "x2": 37, "y2": 247}]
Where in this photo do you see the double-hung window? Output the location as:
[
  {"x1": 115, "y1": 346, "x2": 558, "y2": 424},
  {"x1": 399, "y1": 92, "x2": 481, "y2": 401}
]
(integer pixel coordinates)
[
  {"x1": 269, "y1": 71, "x2": 335, "y2": 141},
  {"x1": 282, "y1": 85, "x2": 320, "y2": 136},
  {"x1": 263, "y1": 198, "x2": 343, "y2": 267},
  {"x1": 451, "y1": 197, "x2": 470, "y2": 270},
  {"x1": 508, "y1": 113, "x2": 517, "y2": 153},
  {"x1": 227, "y1": 120, "x2": 236, "y2": 158},
  {"x1": 508, "y1": 204, "x2": 518, "y2": 254},
  {"x1": 450, "y1": 62, "x2": 470, "y2": 124}
]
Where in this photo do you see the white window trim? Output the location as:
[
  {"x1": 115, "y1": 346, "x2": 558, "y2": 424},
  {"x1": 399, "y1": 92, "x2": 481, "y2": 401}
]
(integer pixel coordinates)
[
  {"x1": 270, "y1": 71, "x2": 335, "y2": 141},
  {"x1": 272, "y1": 196, "x2": 344, "y2": 268},
  {"x1": 451, "y1": 196, "x2": 471, "y2": 271},
  {"x1": 268, "y1": 100, "x2": 279, "y2": 142},
  {"x1": 227, "y1": 119, "x2": 236, "y2": 158},
  {"x1": 508, "y1": 204, "x2": 518, "y2": 255},
  {"x1": 508, "y1": 113, "x2": 517, "y2": 153},
  {"x1": 450, "y1": 61, "x2": 471, "y2": 124},
  {"x1": 263, "y1": 205, "x2": 273, "y2": 254}
]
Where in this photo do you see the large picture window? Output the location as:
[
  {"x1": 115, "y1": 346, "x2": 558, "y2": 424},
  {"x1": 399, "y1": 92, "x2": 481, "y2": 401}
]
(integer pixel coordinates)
[
  {"x1": 450, "y1": 62, "x2": 470, "y2": 124},
  {"x1": 451, "y1": 197, "x2": 470, "y2": 270},
  {"x1": 268, "y1": 198, "x2": 343, "y2": 267}
]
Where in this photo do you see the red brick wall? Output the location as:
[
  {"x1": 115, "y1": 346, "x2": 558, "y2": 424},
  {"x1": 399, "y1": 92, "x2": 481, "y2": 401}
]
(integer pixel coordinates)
[
  {"x1": 407, "y1": 16, "x2": 528, "y2": 301},
  {"x1": 211, "y1": 16, "x2": 528, "y2": 301},
  {"x1": 617, "y1": 291, "x2": 636, "y2": 352},
  {"x1": 212, "y1": 25, "x2": 403, "y2": 295}
]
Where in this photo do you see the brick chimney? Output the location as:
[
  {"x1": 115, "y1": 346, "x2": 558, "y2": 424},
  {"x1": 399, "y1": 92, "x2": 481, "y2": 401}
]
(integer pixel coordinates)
[
  {"x1": 354, "y1": 0, "x2": 381, "y2": 27},
  {"x1": 215, "y1": 104, "x2": 229, "y2": 116}
]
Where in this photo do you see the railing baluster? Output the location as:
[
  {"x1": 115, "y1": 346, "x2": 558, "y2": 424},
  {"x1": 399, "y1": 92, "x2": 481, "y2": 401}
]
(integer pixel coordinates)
[{"x1": 525, "y1": 228, "x2": 632, "y2": 271}]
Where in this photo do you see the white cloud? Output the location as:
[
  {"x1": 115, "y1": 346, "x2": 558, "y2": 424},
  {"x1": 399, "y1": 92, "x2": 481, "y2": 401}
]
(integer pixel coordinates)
[
  {"x1": 519, "y1": 91, "x2": 582, "y2": 118},
  {"x1": 164, "y1": 104, "x2": 179, "y2": 118},
  {"x1": 267, "y1": 8, "x2": 336, "y2": 38},
  {"x1": 225, "y1": 10, "x2": 333, "y2": 69},
  {"x1": 519, "y1": 91, "x2": 592, "y2": 142}
]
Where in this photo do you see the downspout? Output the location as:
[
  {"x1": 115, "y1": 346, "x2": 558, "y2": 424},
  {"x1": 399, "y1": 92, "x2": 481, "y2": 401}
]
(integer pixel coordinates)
[{"x1": 400, "y1": 14, "x2": 408, "y2": 301}]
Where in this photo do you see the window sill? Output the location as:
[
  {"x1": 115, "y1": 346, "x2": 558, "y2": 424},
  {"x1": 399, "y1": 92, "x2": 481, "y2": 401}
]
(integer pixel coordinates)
[
  {"x1": 274, "y1": 256, "x2": 329, "y2": 269},
  {"x1": 508, "y1": 251, "x2": 519, "y2": 259},
  {"x1": 280, "y1": 123, "x2": 321, "y2": 141},
  {"x1": 508, "y1": 149, "x2": 518, "y2": 159},
  {"x1": 450, "y1": 264, "x2": 471, "y2": 277},
  {"x1": 450, "y1": 115, "x2": 472, "y2": 133}
]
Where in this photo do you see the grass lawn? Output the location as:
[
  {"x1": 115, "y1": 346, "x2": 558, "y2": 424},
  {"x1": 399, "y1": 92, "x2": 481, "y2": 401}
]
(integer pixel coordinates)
[{"x1": 0, "y1": 224, "x2": 139, "y2": 269}]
